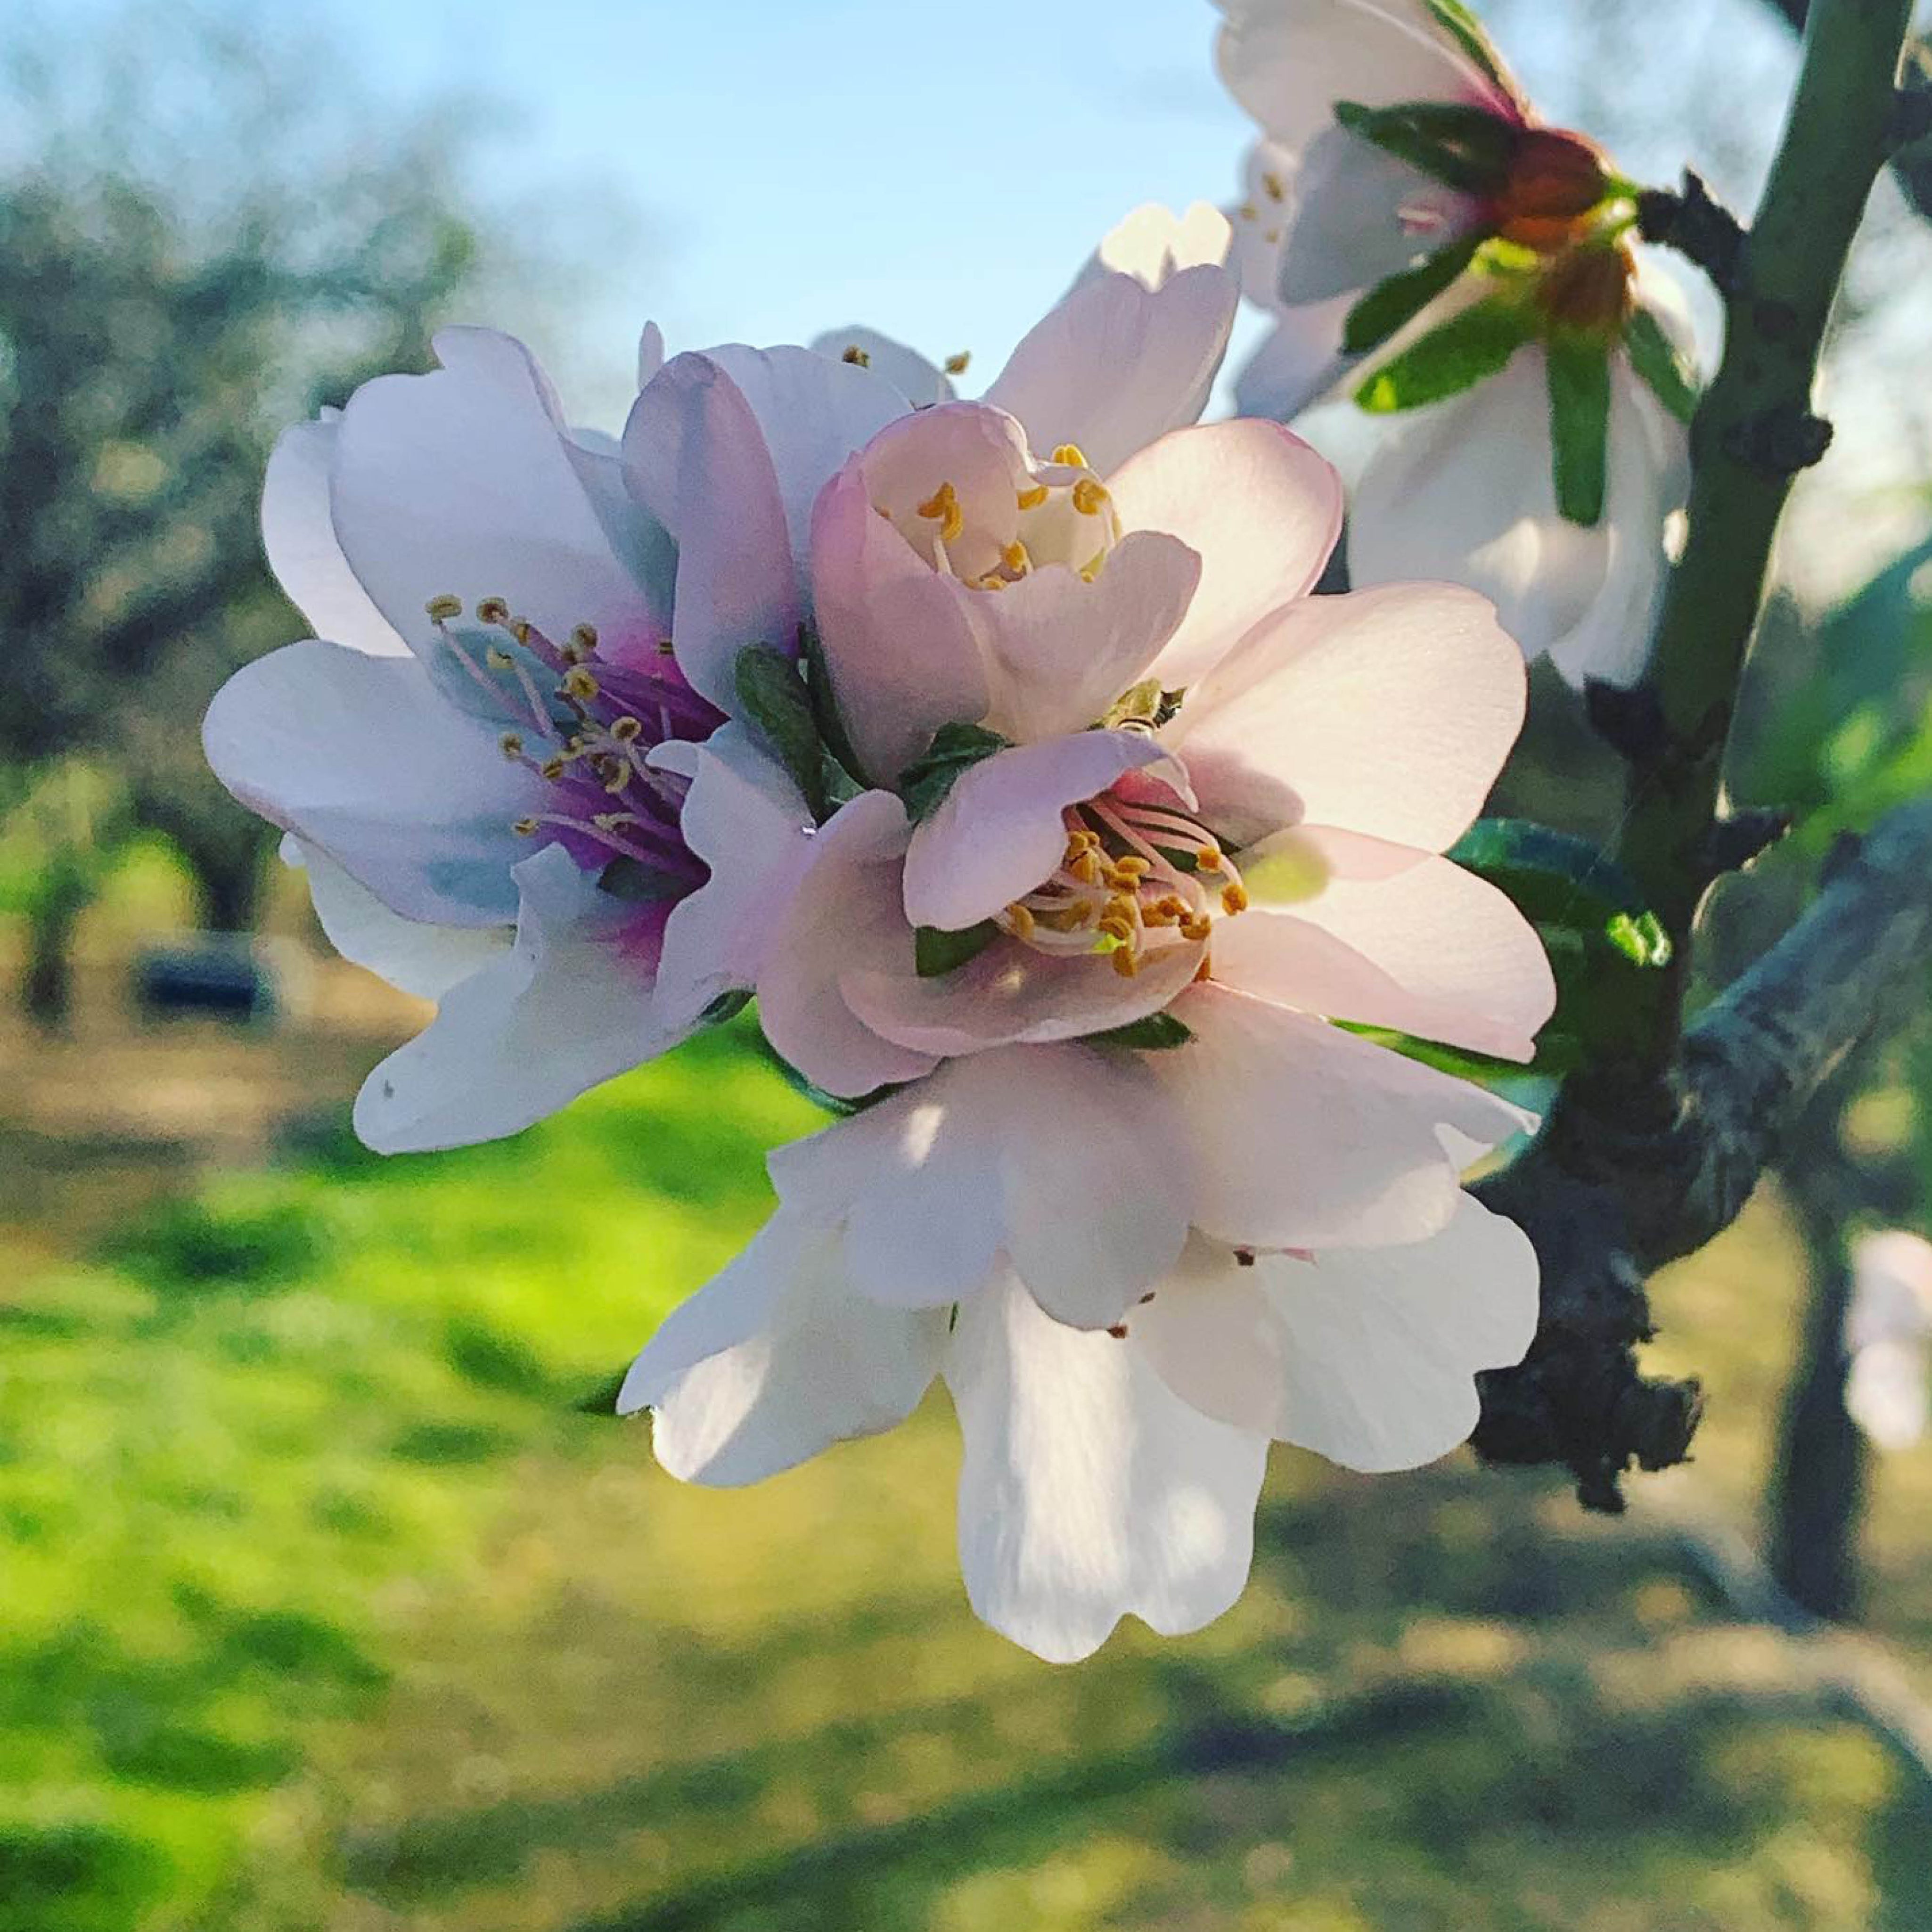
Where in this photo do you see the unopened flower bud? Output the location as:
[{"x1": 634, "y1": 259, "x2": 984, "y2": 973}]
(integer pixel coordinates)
[{"x1": 1495, "y1": 128, "x2": 1611, "y2": 251}]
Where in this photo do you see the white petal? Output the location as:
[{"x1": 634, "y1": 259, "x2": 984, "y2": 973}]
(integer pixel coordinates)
[
  {"x1": 1135, "y1": 1195, "x2": 1537, "y2": 1469},
  {"x1": 1208, "y1": 826, "x2": 1554, "y2": 1062},
  {"x1": 1847, "y1": 1342, "x2": 1931, "y2": 1453},
  {"x1": 1110, "y1": 419, "x2": 1343, "y2": 690},
  {"x1": 622, "y1": 1214, "x2": 947, "y2": 1485},
  {"x1": 1350, "y1": 353, "x2": 1686, "y2": 690},
  {"x1": 1167, "y1": 581, "x2": 1524, "y2": 853},
  {"x1": 807, "y1": 327, "x2": 957, "y2": 407},
  {"x1": 947, "y1": 1274, "x2": 1268, "y2": 1662},
  {"x1": 204, "y1": 640, "x2": 540, "y2": 926},
  {"x1": 982, "y1": 266, "x2": 1240, "y2": 477},
  {"x1": 1090, "y1": 202, "x2": 1235, "y2": 290},
  {"x1": 331, "y1": 327, "x2": 671, "y2": 664},
  {"x1": 282, "y1": 835, "x2": 508, "y2": 1001},
  {"x1": 754, "y1": 788, "x2": 940, "y2": 1100},
  {"x1": 649, "y1": 724, "x2": 814, "y2": 1035},
  {"x1": 1152, "y1": 983, "x2": 1533, "y2": 1250},
  {"x1": 260, "y1": 414, "x2": 405, "y2": 655},
  {"x1": 1230, "y1": 306, "x2": 1359, "y2": 421},
  {"x1": 352, "y1": 843, "x2": 679, "y2": 1153},
  {"x1": 770, "y1": 1043, "x2": 1190, "y2": 1328},
  {"x1": 1846, "y1": 1230, "x2": 1932, "y2": 1350}
]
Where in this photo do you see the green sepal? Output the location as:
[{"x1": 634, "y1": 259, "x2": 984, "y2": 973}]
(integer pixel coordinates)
[
  {"x1": 1424, "y1": 0, "x2": 1513, "y2": 86},
  {"x1": 699, "y1": 989, "x2": 753, "y2": 1025},
  {"x1": 1354, "y1": 297, "x2": 1532, "y2": 413},
  {"x1": 1623, "y1": 306, "x2": 1700, "y2": 426},
  {"x1": 1448, "y1": 818, "x2": 1648, "y2": 931},
  {"x1": 1547, "y1": 332, "x2": 1612, "y2": 527},
  {"x1": 796, "y1": 624, "x2": 868, "y2": 782},
  {"x1": 1334, "y1": 99, "x2": 1518, "y2": 196},
  {"x1": 734, "y1": 643, "x2": 831, "y2": 820},
  {"x1": 899, "y1": 721, "x2": 1013, "y2": 824},
  {"x1": 914, "y1": 920, "x2": 1000, "y2": 978},
  {"x1": 1342, "y1": 234, "x2": 1482, "y2": 355},
  {"x1": 1605, "y1": 910, "x2": 1673, "y2": 968},
  {"x1": 1084, "y1": 1011, "x2": 1195, "y2": 1052}
]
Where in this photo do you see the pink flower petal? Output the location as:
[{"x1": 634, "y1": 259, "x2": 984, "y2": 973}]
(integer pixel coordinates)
[{"x1": 1110, "y1": 419, "x2": 1343, "y2": 691}]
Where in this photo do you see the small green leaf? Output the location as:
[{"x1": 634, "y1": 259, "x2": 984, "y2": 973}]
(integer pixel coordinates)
[
  {"x1": 1152, "y1": 845, "x2": 1200, "y2": 874},
  {"x1": 1605, "y1": 910, "x2": 1673, "y2": 968},
  {"x1": 1342, "y1": 234, "x2": 1482, "y2": 355},
  {"x1": 914, "y1": 921, "x2": 999, "y2": 978},
  {"x1": 1449, "y1": 818, "x2": 1647, "y2": 930},
  {"x1": 735, "y1": 644, "x2": 829, "y2": 820},
  {"x1": 1334, "y1": 99, "x2": 1518, "y2": 195},
  {"x1": 1547, "y1": 333, "x2": 1612, "y2": 527},
  {"x1": 699, "y1": 989, "x2": 753, "y2": 1024},
  {"x1": 1355, "y1": 297, "x2": 1532, "y2": 413},
  {"x1": 1623, "y1": 306, "x2": 1699, "y2": 426},
  {"x1": 1084, "y1": 1011, "x2": 1195, "y2": 1052},
  {"x1": 796, "y1": 623, "x2": 868, "y2": 781},
  {"x1": 899, "y1": 720, "x2": 1013, "y2": 823},
  {"x1": 1424, "y1": 0, "x2": 1512, "y2": 85}
]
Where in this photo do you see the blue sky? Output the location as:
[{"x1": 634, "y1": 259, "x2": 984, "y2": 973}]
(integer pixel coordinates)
[{"x1": 319, "y1": 0, "x2": 1266, "y2": 416}]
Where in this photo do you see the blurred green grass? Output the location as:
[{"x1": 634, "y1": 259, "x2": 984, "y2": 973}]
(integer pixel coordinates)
[{"x1": 5, "y1": 1018, "x2": 1932, "y2": 1930}]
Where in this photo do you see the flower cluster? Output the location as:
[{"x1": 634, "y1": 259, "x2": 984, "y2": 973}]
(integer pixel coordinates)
[
  {"x1": 1214, "y1": 0, "x2": 1702, "y2": 688},
  {"x1": 205, "y1": 14, "x2": 1571, "y2": 1663}
]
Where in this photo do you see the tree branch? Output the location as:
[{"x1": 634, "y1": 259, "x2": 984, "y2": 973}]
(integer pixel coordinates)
[
  {"x1": 1475, "y1": 0, "x2": 1918, "y2": 1505},
  {"x1": 1758, "y1": 0, "x2": 1932, "y2": 224},
  {"x1": 1475, "y1": 795, "x2": 1932, "y2": 1506}
]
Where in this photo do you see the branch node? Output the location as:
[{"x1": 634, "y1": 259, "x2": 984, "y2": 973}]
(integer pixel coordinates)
[
  {"x1": 1721, "y1": 404, "x2": 1834, "y2": 477},
  {"x1": 1696, "y1": 805, "x2": 1793, "y2": 880},
  {"x1": 1636, "y1": 170, "x2": 1747, "y2": 293}
]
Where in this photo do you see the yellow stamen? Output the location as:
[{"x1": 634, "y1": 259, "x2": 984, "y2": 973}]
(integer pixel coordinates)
[
  {"x1": 1261, "y1": 170, "x2": 1285, "y2": 202},
  {"x1": 485, "y1": 647, "x2": 515, "y2": 670},
  {"x1": 976, "y1": 573, "x2": 1008, "y2": 591},
  {"x1": 1051, "y1": 443, "x2": 1090, "y2": 469},
  {"x1": 1015, "y1": 483, "x2": 1049, "y2": 511},
  {"x1": 1238, "y1": 201, "x2": 1258, "y2": 221},
  {"x1": 943, "y1": 350, "x2": 972, "y2": 375},
  {"x1": 562, "y1": 666, "x2": 600, "y2": 701},
  {"x1": 657, "y1": 637, "x2": 677, "y2": 655},
  {"x1": 571, "y1": 623, "x2": 599, "y2": 655},
  {"x1": 1196, "y1": 844, "x2": 1223, "y2": 871},
  {"x1": 915, "y1": 480, "x2": 965, "y2": 543},
  {"x1": 1181, "y1": 916, "x2": 1212, "y2": 943},
  {"x1": 509, "y1": 618, "x2": 533, "y2": 646},
  {"x1": 540, "y1": 756, "x2": 567, "y2": 781},
  {"x1": 499, "y1": 732, "x2": 524, "y2": 759},
  {"x1": 513, "y1": 817, "x2": 541, "y2": 836},
  {"x1": 1005, "y1": 903, "x2": 1036, "y2": 940},
  {"x1": 1111, "y1": 948, "x2": 1140, "y2": 978},
  {"x1": 1070, "y1": 851, "x2": 1103, "y2": 886},
  {"x1": 842, "y1": 344, "x2": 871, "y2": 367},
  {"x1": 1112, "y1": 855, "x2": 1150, "y2": 879},
  {"x1": 1079, "y1": 554, "x2": 1106, "y2": 583},
  {"x1": 1220, "y1": 883, "x2": 1250, "y2": 915},
  {"x1": 1071, "y1": 478, "x2": 1109, "y2": 516},
  {"x1": 475, "y1": 597, "x2": 511, "y2": 626},
  {"x1": 1001, "y1": 540, "x2": 1031, "y2": 575},
  {"x1": 424, "y1": 593, "x2": 462, "y2": 621},
  {"x1": 609, "y1": 715, "x2": 643, "y2": 743}
]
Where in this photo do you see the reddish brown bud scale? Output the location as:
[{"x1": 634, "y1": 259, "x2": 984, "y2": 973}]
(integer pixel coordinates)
[{"x1": 1494, "y1": 127, "x2": 1611, "y2": 251}]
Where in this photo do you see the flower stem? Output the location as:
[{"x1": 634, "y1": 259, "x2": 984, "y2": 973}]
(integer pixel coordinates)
[{"x1": 1595, "y1": 0, "x2": 1914, "y2": 1109}]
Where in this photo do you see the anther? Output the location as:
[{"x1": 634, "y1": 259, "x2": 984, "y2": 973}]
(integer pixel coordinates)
[
  {"x1": 425, "y1": 593, "x2": 463, "y2": 621},
  {"x1": 513, "y1": 817, "x2": 541, "y2": 836},
  {"x1": 1051, "y1": 443, "x2": 1090, "y2": 469},
  {"x1": 1005, "y1": 903, "x2": 1036, "y2": 940},
  {"x1": 485, "y1": 646, "x2": 515, "y2": 671},
  {"x1": 499, "y1": 732, "x2": 525, "y2": 759},
  {"x1": 976, "y1": 573, "x2": 1008, "y2": 592},
  {"x1": 476, "y1": 597, "x2": 511, "y2": 626},
  {"x1": 842, "y1": 344, "x2": 871, "y2": 366},
  {"x1": 1071, "y1": 478, "x2": 1109, "y2": 516},
  {"x1": 562, "y1": 666, "x2": 600, "y2": 701},
  {"x1": 1238, "y1": 201, "x2": 1259, "y2": 221},
  {"x1": 540, "y1": 756, "x2": 567, "y2": 781},
  {"x1": 657, "y1": 637, "x2": 677, "y2": 655},
  {"x1": 570, "y1": 623, "x2": 599, "y2": 655},
  {"x1": 1112, "y1": 855, "x2": 1150, "y2": 879},
  {"x1": 1016, "y1": 483, "x2": 1049, "y2": 511},
  {"x1": 943, "y1": 351, "x2": 971, "y2": 375},
  {"x1": 1181, "y1": 916, "x2": 1212, "y2": 943},
  {"x1": 1220, "y1": 883, "x2": 1250, "y2": 915},
  {"x1": 1111, "y1": 949, "x2": 1139, "y2": 978},
  {"x1": 1196, "y1": 845, "x2": 1223, "y2": 871},
  {"x1": 609, "y1": 715, "x2": 643, "y2": 743},
  {"x1": 1001, "y1": 540, "x2": 1031, "y2": 575},
  {"x1": 509, "y1": 618, "x2": 533, "y2": 646},
  {"x1": 1262, "y1": 171, "x2": 1285, "y2": 202}
]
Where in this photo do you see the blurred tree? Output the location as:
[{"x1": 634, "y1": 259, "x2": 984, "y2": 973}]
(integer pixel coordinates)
[{"x1": 0, "y1": 5, "x2": 486, "y2": 1020}]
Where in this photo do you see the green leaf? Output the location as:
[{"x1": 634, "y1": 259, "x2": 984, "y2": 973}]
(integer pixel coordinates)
[
  {"x1": 1342, "y1": 234, "x2": 1482, "y2": 355},
  {"x1": 699, "y1": 989, "x2": 753, "y2": 1025},
  {"x1": 898, "y1": 721, "x2": 1013, "y2": 824},
  {"x1": 1547, "y1": 333, "x2": 1612, "y2": 527},
  {"x1": 734, "y1": 644, "x2": 829, "y2": 820},
  {"x1": 1623, "y1": 306, "x2": 1699, "y2": 426},
  {"x1": 796, "y1": 623, "x2": 868, "y2": 782},
  {"x1": 1424, "y1": 0, "x2": 1512, "y2": 84},
  {"x1": 1084, "y1": 1011, "x2": 1195, "y2": 1052},
  {"x1": 1448, "y1": 818, "x2": 1647, "y2": 931},
  {"x1": 914, "y1": 921, "x2": 999, "y2": 978},
  {"x1": 1605, "y1": 910, "x2": 1673, "y2": 969},
  {"x1": 1334, "y1": 99, "x2": 1518, "y2": 195},
  {"x1": 1354, "y1": 297, "x2": 1532, "y2": 413}
]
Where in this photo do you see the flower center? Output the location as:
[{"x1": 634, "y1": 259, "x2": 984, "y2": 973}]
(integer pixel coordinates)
[
  {"x1": 877, "y1": 440, "x2": 1122, "y2": 592},
  {"x1": 995, "y1": 781, "x2": 1249, "y2": 980},
  {"x1": 423, "y1": 595, "x2": 722, "y2": 889}
]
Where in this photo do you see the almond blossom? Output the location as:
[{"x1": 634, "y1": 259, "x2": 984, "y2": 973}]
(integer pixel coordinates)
[
  {"x1": 1212, "y1": 0, "x2": 1699, "y2": 686},
  {"x1": 1845, "y1": 1230, "x2": 1932, "y2": 1453},
  {"x1": 616, "y1": 272, "x2": 1555, "y2": 1655},
  {"x1": 205, "y1": 325, "x2": 909, "y2": 1150}
]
